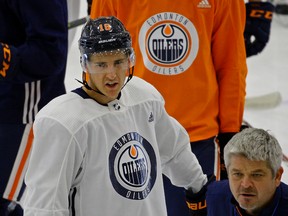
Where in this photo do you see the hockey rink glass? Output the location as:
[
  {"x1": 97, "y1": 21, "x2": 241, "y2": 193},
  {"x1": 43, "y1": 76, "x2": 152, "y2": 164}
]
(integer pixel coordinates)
[{"x1": 85, "y1": 49, "x2": 135, "y2": 74}]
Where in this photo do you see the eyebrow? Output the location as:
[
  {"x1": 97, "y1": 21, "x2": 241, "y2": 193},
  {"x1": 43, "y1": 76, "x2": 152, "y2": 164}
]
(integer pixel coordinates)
[
  {"x1": 251, "y1": 169, "x2": 266, "y2": 173},
  {"x1": 230, "y1": 168, "x2": 266, "y2": 173},
  {"x1": 93, "y1": 58, "x2": 127, "y2": 63}
]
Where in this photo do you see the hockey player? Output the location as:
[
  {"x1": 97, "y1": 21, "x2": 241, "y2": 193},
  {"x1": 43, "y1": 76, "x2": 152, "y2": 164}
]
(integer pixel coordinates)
[
  {"x1": 0, "y1": 0, "x2": 68, "y2": 215},
  {"x1": 90, "y1": 0, "x2": 247, "y2": 215},
  {"x1": 23, "y1": 16, "x2": 209, "y2": 216},
  {"x1": 206, "y1": 128, "x2": 288, "y2": 215}
]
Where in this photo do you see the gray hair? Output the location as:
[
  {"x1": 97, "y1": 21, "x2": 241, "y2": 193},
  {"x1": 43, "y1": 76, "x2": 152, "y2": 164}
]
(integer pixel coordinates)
[{"x1": 224, "y1": 128, "x2": 283, "y2": 177}]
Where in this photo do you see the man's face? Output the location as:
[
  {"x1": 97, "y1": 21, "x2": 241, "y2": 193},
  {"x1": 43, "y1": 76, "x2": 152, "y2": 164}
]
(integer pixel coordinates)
[
  {"x1": 85, "y1": 51, "x2": 129, "y2": 104},
  {"x1": 228, "y1": 155, "x2": 283, "y2": 215}
]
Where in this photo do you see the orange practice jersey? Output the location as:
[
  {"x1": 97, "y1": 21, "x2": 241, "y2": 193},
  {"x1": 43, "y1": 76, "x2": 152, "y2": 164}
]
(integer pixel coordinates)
[{"x1": 91, "y1": 0, "x2": 247, "y2": 141}]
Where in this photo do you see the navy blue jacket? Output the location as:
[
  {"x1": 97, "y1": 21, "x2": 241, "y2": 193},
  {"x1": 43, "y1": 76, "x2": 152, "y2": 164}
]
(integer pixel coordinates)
[
  {"x1": 0, "y1": 0, "x2": 68, "y2": 123},
  {"x1": 206, "y1": 180, "x2": 288, "y2": 216}
]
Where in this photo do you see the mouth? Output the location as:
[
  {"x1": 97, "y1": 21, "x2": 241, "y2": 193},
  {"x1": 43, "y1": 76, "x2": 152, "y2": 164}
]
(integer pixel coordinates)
[
  {"x1": 239, "y1": 193, "x2": 256, "y2": 199},
  {"x1": 106, "y1": 82, "x2": 119, "y2": 88}
]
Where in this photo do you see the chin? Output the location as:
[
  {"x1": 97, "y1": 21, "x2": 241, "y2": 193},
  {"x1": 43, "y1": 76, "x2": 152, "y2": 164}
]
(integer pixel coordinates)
[
  {"x1": 239, "y1": 203, "x2": 259, "y2": 214},
  {"x1": 105, "y1": 93, "x2": 118, "y2": 101}
]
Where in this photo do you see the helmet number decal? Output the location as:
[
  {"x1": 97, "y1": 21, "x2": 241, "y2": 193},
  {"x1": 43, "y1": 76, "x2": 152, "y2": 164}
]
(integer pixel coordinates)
[{"x1": 98, "y1": 23, "x2": 112, "y2": 32}]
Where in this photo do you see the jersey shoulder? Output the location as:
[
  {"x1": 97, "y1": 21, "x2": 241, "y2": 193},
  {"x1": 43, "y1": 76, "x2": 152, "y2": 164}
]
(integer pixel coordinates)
[
  {"x1": 124, "y1": 76, "x2": 164, "y2": 105},
  {"x1": 35, "y1": 91, "x2": 104, "y2": 133}
]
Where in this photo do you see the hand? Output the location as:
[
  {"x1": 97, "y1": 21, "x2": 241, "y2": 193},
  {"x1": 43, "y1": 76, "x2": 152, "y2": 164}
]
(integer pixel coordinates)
[
  {"x1": 244, "y1": 1, "x2": 275, "y2": 57},
  {"x1": 217, "y1": 133, "x2": 236, "y2": 180},
  {"x1": 186, "y1": 175, "x2": 216, "y2": 216}
]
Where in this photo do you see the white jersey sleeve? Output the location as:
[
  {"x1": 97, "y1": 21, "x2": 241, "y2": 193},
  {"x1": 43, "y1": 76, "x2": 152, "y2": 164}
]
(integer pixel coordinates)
[
  {"x1": 126, "y1": 77, "x2": 207, "y2": 192},
  {"x1": 24, "y1": 113, "x2": 84, "y2": 215},
  {"x1": 156, "y1": 107, "x2": 207, "y2": 192}
]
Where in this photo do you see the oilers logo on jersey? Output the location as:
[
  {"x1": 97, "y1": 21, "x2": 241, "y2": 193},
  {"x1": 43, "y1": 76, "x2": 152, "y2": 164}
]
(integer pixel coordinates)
[
  {"x1": 139, "y1": 12, "x2": 199, "y2": 75},
  {"x1": 109, "y1": 132, "x2": 157, "y2": 200}
]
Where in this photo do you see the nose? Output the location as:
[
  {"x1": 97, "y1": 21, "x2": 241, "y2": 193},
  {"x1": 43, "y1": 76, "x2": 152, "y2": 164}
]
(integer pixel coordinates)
[
  {"x1": 106, "y1": 69, "x2": 117, "y2": 79},
  {"x1": 240, "y1": 176, "x2": 253, "y2": 188}
]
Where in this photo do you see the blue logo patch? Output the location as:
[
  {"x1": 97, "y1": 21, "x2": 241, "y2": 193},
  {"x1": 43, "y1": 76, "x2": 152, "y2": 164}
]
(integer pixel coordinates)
[
  {"x1": 109, "y1": 132, "x2": 157, "y2": 200},
  {"x1": 139, "y1": 12, "x2": 199, "y2": 75}
]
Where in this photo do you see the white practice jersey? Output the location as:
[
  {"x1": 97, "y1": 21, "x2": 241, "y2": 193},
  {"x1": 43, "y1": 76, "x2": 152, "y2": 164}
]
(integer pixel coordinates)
[{"x1": 24, "y1": 76, "x2": 206, "y2": 216}]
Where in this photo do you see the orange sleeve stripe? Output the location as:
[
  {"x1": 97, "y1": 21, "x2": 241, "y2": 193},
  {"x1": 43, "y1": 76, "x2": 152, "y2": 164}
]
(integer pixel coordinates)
[{"x1": 8, "y1": 127, "x2": 34, "y2": 200}]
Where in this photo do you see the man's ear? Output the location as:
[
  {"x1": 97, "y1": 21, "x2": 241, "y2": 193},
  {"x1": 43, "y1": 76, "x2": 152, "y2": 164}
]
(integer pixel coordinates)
[
  {"x1": 80, "y1": 54, "x2": 88, "y2": 72},
  {"x1": 275, "y1": 166, "x2": 283, "y2": 187}
]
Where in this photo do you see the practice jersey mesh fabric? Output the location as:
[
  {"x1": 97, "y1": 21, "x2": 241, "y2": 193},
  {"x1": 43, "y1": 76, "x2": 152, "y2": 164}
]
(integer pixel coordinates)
[
  {"x1": 23, "y1": 77, "x2": 207, "y2": 216},
  {"x1": 91, "y1": 0, "x2": 248, "y2": 141}
]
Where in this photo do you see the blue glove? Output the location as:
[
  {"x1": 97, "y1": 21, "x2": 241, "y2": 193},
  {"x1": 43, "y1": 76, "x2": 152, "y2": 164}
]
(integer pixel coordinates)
[
  {"x1": 186, "y1": 175, "x2": 216, "y2": 216},
  {"x1": 244, "y1": 1, "x2": 275, "y2": 57}
]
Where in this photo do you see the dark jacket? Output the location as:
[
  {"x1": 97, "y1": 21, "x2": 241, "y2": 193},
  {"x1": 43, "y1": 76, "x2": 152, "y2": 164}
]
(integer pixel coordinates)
[
  {"x1": 207, "y1": 180, "x2": 288, "y2": 216},
  {"x1": 0, "y1": 0, "x2": 68, "y2": 123}
]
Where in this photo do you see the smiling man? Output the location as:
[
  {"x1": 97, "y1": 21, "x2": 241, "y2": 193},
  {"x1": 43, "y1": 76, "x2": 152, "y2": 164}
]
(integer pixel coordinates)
[{"x1": 206, "y1": 128, "x2": 288, "y2": 216}]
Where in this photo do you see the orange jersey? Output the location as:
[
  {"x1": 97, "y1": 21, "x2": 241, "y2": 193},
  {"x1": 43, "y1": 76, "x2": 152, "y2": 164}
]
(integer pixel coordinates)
[{"x1": 91, "y1": 0, "x2": 247, "y2": 141}]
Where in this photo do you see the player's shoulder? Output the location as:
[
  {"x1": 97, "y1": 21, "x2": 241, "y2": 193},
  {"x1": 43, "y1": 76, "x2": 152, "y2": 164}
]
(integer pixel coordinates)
[
  {"x1": 37, "y1": 92, "x2": 81, "y2": 116},
  {"x1": 125, "y1": 76, "x2": 164, "y2": 103},
  {"x1": 35, "y1": 91, "x2": 97, "y2": 127},
  {"x1": 128, "y1": 76, "x2": 160, "y2": 93},
  {"x1": 35, "y1": 90, "x2": 111, "y2": 134}
]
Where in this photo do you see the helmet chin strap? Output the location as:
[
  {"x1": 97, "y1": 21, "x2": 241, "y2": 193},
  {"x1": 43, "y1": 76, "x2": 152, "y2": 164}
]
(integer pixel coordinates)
[
  {"x1": 75, "y1": 72, "x2": 106, "y2": 96},
  {"x1": 121, "y1": 66, "x2": 134, "y2": 89}
]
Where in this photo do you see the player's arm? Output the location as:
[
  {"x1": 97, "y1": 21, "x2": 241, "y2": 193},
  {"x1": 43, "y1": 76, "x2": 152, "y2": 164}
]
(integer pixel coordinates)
[
  {"x1": 24, "y1": 117, "x2": 83, "y2": 215},
  {"x1": 155, "y1": 104, "x2": 206, "y2": 192},
  {"x1": 213, "y1": 0, "x2": 247, "y2": 134},
  {"x1": 212, "y1": 0, "x2": 248, "y2": 179},
  {"x1": 244, "y1": 0, "x2": 275, "y2": 57},
  {"x1": 0, "y1": 0, "x2": 67, "y2": 82}
]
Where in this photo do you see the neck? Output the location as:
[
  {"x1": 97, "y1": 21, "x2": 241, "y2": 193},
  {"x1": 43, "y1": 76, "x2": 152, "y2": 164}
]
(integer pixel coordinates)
[{"x1": 82, "y1": 86, "x2": 116, "y2": 104}]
